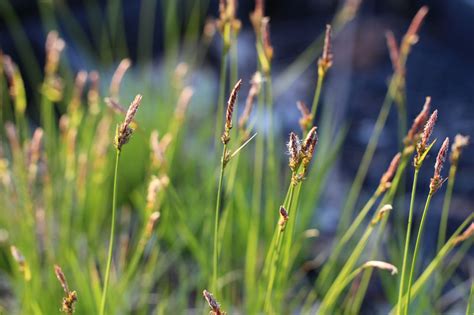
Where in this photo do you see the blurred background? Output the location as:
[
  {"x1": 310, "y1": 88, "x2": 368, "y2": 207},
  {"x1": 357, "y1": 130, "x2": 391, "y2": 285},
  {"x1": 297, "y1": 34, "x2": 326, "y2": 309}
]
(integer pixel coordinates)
[
  {"x1": 1, "y1": 0, "x2": 472, "y2": 233},
  {"x1": 0, "y1": 0, "x2": 473, "y2": 312}
]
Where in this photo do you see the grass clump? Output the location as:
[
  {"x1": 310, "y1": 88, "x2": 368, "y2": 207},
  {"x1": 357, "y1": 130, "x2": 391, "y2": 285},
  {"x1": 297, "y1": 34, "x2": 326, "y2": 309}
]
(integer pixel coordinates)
[{"x1": 0, "y1": 1, "x2": 472, "y2": 314}]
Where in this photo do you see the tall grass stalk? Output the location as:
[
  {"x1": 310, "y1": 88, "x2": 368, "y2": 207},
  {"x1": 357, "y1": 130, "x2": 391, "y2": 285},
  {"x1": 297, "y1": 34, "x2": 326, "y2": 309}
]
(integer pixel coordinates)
[
  {"x1": 99, "y1": 149, "x2": 120, "y2": 315},
  {"x1": 392, "y1": 213, "x2": 474, "y2": 314},
  {"x1": 405, "y1": 137, "x2": 449, "y2": 314},
  {"x1": 212, "y1": 143, "x2": 227, "y2": 293}
]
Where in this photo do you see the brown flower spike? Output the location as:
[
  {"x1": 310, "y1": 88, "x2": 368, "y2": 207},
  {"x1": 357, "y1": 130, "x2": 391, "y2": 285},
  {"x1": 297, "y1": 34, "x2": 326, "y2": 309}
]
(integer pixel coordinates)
[
  {"x1": 430, "y1": 137, "x2": 449, "y2": 194},
  {"x1": 115, "y1": 94, "x2": 142, "y2": 151},
  {"x1": 318, "y1": 25, "x2": 333, "y2": 76},
  {"x1": 203, "y1": 290, "x2": 225, "y2": 315},
  {"x1": 278, "y1": 206, "x2": 289, "y2": 230},
  {"x1": 287, "y1": 132, "x2": 301, "y2": 172},
  {"x1": 405, "y1": 97, "x2": 431, "y2": 146},
  {"x1": 221, "y1": 79, "x2": 242, "y2": 144},
  {"x1": 450, "y1": 134, "x2": 469, "y2": 165},
  {"x1": 54, "y1": 265, "x2": 77, "y2": 314},
  {"x1": 414, "y1": 108, "x2": 437, "y2": 168},
  {"x1": 379, "y1": 152, "x2": 401, "y2": 193}
]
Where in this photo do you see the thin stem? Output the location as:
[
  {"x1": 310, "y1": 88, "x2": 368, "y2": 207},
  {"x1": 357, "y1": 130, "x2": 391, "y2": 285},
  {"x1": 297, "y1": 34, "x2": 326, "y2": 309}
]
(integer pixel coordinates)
[
  {"x1": 397, "y1": 168, "x2": 419, "y2": 315},
  {"x1": 405, "y1": 192, "x2": 433, "y2": 315},
  {"x1": 437, "y1": 164, "x2": 457, "y2": 251},
  {"x1": 310, "y1": 72, "x2": 325, "y2": 124},
  {"x1": 212, "y1": 144, "x2": 227, "y2": 293},
  {"x1": 263, "y1": 184, "x2": 295, "y2": 312},
  {"x1": 99, "y1": 149, "x2": 120, "y2": 315},
  {"x1": 467, "y1": 281, "x2": 474, "y2": 315}
]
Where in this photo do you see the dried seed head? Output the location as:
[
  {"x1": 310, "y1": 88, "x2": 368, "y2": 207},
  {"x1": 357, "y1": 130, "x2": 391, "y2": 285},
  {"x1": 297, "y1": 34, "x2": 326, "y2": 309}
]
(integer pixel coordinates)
[
  {"x1": 61, "y1": 291, "x2": 78, "y2": 314},
  {"x1": 403, "y1": 6, "x2": 429, "y2": 46},
  {"x1": 379, "y1": 152, "x2": 401, "y2": 192},
  {"x1": 115, "y1": 94, "x2": 142, "y2": 151},
  {"x1": 88, "y1": 70, "x2": 100, "y2": 114},
  {"x1": 406, "y1": 97, "x2": 431, "y2": 145},
  {"x1": 450, "y1": 134, "x2": 469, "y2": 165},
  {"x1": 144, "y1": 211, "x2": 161, "y2": 239},
  {"x1": 371, "y1": 204, "x2": 392, "y2": 225},
  {"x1": 146, "y1": 175, "x2": 169, "y2": 209},
  {"x1": 421, "y1": 110, "x2": 437, "y2": 149},
  {"x1": 174, "y1": 87, "x2": 194, "y2": 122},
  {"x1": 5, "y1": 122, "x2": 20, "y2": 153},
  {"x1": 28, "y1": 128, "x2": 44, "y2": 183},
  {"x1": 278, "y1": 206, "x2": 289, "y2": 231},
  {"x1": 250, "y1": 0, "x2": 265, "y2": 33},
  {"x1": 203, "y1": 290, "x2": 225, "y2": 315},
  {"x1": 385, "y1": 31, "x2": 400, "y2": 73},
  {"x1": 105, "y1": 97, "x2": 127, "y2": 115},
  {"x1": 150, "y1": 131, "x2": 172, "y2": 169},
  {"x1": 287, "y1": 132, "x2": 301, "y2": 172},
  {"x1": 110, "y1": 58, "x2": 131, "y2": 100},
  {"x1": 238, "y1": 73, "x2": 261, "y2": 130},
  {"x1": 54, "y1": 265, "x2": 69, "y2": 293},
  {"x1": 221, "y1": 79, "x2": 242, "y2": 144},
  {"x1": 302, "y1": 126, "x2": 318, "y2": 158},
  {"x1": 45, "y1": 31, "x2": 65, "y2": 76},
  {"x1": 415, "y1": 108, "x2": 437, "y2": 167},
  {"x1": 318, "y1": 25, "x2": 333, "y2": 75},
  {"x1": 453, "y1": 223, "x2": 474, "y2": 245},
  {"x1": 296, "y1": 101, "x2": 312, "y2": 132},
  {"x1": 430, "y1": 137, "x2": 449, "y2": 194},
  {"x1": 10, "y1": 245, "x2": 31, "y2": 281},
  {"x1": 362, "y1": 260, "x2": 398, "y2": 275},
  {"x1": 261, "y1": 17, "x2": 273, "y2": 62}
]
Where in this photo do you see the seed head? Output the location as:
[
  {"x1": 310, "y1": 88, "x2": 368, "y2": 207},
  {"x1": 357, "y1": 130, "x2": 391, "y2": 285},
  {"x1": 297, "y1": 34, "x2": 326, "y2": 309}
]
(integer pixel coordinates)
[
  {"x1": 115, "y1": 94, "x2": 142, "y2": 151},
  {"x1": 110, "y1": 58, "x2": 131, "y2": 100},
  {"x1": 144, "y1": 211, "x2": 161, "y2": 239},
  {"x1": 379, "y1": 152, "x2": 401, "y2": 192},
  {"x1": 430, "y1": 137, "x2": 449, "y2": 194},
  {"x1": 261, "y1": 17, "x2": 273, "y2": 63},
  {"x1": 453, "y1": 223, "x2": 474, "y2": 245},
  {"x1": 238, "y1": 73, "x2": 261, "y2": 131},
  {"x1": 278, "y1": 206, "x2": 289, "y2": 231},
  {"x1": 203, "y1": 290, "x2": 225, "y2": 315},
  {"x1": 362, "y1": 260, "x2": 398, "y2": 275},
  {"x1": 371, "y1": 204, "x2": 392, "y2": 225},
  {"x1": 221, "y1": 79, "x2": 242, "y2": 144},
  {"x1": 10, "y1": 245, "x2": 31, "y2": 281},
  {"x1": 385, "y1": 31, "x2": 400, "y2": 73},
  {"x1": 402, "y1": 6, "x2": 429, "y2": 46},
  {"x1": 405, "y1": 97, "x2": 431, "y2": 145},
  {"x1": 296, "y1": 101, "x2": 312, "y2": 132},
  {"x1": 318, "y1": 25, "x2": 333, "y2": 75},
  {"x1": 414, "y1": 108, "x2": 437, "y2": 167},
  {"x1": 450, "y1": 134, "x2": 469, "y2": 165},
  {"x1": 250, "y1": 0, "x2": 264, "y2": 32},
  {"x1": 54, "y1": 265, "x2": 69, "y2": 293},
  {"x1": 287, "y1": 132, "x2": 301, "y2": 172}
]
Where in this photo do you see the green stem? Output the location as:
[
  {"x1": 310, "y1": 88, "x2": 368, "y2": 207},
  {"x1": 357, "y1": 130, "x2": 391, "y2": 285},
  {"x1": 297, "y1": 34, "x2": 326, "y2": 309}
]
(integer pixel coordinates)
[
  {"x1": 212, "y1": 144, "x2": 227, "y2": 293},
  {"x1": 437, "y1": 164, "x2": 457, "y2": 251},
  {"x1": 391, "y1": 213, "x2": 474, "y2": 314},
  {"x1": 263, "y1": 184, "x2": 296, "y2": 313},
  {"x1": 405, "y1": 192, "x2": 433, "y2": 315},
  {"x1": 397, "y1": 168, "x2": 419, "y2": 315},
  {"x1": 310, "y1": 72, "x2": 325, "y2": 123},
  {"x1": 467, "y1": 281, "x2": 474, "y2": 315},
  {"x1": 99, "y1": 149, "x2": 120, "y2": 315}
]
